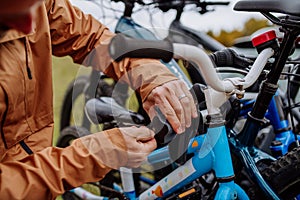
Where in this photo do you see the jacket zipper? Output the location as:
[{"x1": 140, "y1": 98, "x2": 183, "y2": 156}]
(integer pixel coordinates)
[
  {"x1": 24, "y1": 37, "x2": 32, "y2": 80},
  {"x1": 19, "y1": 141, "x2": 33, "y2": 155},
  {"x1": 21, "y1": 37, "x2": 34, "y2": 154},
  {"x1": 0, "y1": 38, "x2": 32, "y2": 150},
  {"x1": 0, "y1": 93, "x2": 9, "y2": 149}
]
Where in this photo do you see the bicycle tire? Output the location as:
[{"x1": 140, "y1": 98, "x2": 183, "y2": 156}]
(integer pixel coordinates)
[
  {"x1": 261, "y1": 147, "x2": 300, "y2": 199},
  {"x1": 60, "y1": 75, "x2": 90, "y2": 131},
  {"x1": 56, "y1": 126, "x2": 91, "y2": 148},
  {"x1": 60, "y1": 73, "x2": 126, "y2": 132}
]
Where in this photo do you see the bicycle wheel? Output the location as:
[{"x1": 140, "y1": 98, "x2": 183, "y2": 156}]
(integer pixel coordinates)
[
  {"x1": 56, "y1": 126, "x2": 91, "y2": 148},
  {"x1": 60, "y1": 75, "x2": 91, "y2": 131},
  {"x1": 247, "y1": 147, "x2": 300, "y2": 199},
  {"x1": 60, "y1": 73, "x2": 119, "y2": 132},
  {"x1": 261, "y1": 147, "x2": 300, "y2": 199}
]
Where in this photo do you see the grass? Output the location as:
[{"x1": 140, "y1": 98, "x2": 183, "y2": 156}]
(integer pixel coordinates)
[
  {"x1": 52, "y1": 56, "x2": 83, "y2": 145},
  {"x1": 52, "y1": 56, "x2": 81, "y2": 200}
]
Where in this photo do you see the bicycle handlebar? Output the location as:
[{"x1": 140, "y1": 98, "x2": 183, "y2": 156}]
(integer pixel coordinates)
[
  {"x1": 152, "y1": 0, "x2": 230, "y2": 13},
  {"x1": 109, "y1": 34, "x2": 174, "y2": 63},
  {"x1": 85, "y1": 97, "x2": 145, "y2": 125},
  {"x1": 209, "y1": 48, "x2": 253, "y2": 70},
  {"x1": 109, "y1": 34, "x2": 274, "y2": 93},
  {"x1": 111, "y1": 0, "x2": 229, "y2": 14}
]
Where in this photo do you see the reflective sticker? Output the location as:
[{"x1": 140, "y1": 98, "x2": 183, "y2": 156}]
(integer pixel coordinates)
[{"x1": 139, "y1": 159, "x2": 196, "y2": 200}]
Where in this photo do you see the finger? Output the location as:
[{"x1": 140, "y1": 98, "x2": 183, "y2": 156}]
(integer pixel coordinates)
[
  {"x1": 176, "y1": 81, "x2": 199, "y2": 127},
  {"x1": 140, "y1": 138, "x2": 157, "y2": 151},
  {"x1": 136, "y1": 128, "x2": 155, "y2": 142},
  {"x1": 126, "y1": 139, "x2": 157, "y2": 168},
  {"x1": 156, "y1": 97, "x2": 183, "y2": 133},
  {"x1": 177, "y1": 87, "x2": 196, "y2": 128},
  {"x1": 164, "y1": 92, "x2": 186, "y2": 132},
  {"x1": 143, "y1": 83, "x2": 181, "y2": 132},
  {"x1": 181, "y1": 84, "x2": 198, "y2": 119},
  {"x1": 127, "y1": 138, "x2": 156, "y2": 154},
  {"x1": 120, "y1": 126, "x2": 155, "y2": 141},
  {"x1": 178, "y1": 94, "x2": 192, "y2": 128},
  {"x1": 143, "y1": 103, "x2": 156, "y2": 120}
]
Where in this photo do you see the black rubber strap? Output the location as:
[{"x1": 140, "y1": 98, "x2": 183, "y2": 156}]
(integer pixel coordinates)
[{"x1": 216, "y1": 175, "x2": 235, "y2": 183}]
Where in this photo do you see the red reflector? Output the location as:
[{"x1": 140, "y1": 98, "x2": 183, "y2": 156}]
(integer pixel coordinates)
[{"x1": 252, "y1": 30, "x2": 277, "y2": 47}]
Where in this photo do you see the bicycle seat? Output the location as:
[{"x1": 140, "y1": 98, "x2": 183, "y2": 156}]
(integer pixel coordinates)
[{"x1": 234, "y1": 0, "x2": 300, "y2": 17}]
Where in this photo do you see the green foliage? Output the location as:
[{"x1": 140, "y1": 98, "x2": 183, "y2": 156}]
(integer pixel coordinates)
[
  {"x1": 207, "y1": 18, "x2": 271, "y2": 47},
  {"x1": 52, "y1": 56, "x2": 80, "y2": 145}
]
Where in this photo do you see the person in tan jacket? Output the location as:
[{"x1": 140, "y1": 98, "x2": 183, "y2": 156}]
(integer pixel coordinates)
[{"x1": 0, "y1": 0, "x2": 198, "y2": 199}]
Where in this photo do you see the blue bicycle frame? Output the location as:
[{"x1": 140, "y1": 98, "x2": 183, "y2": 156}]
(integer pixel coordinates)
[
  {"x1": 116, "y1": 16, "x2": 300, "y2": 159},
  {"x1": 114, "y1": 15, "x2": 283, "y2": 200},
  {"x1": 239, "y1": 91, "x2": 300, "y2": 157},
  {"x1": 141, "y1": 118, "x2": 248, "y2": 200},
  {"x1": 64, "y1": 1, "x2": 300, "y2": 199}
]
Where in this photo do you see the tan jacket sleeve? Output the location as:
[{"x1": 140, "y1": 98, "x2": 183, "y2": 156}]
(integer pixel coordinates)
[
  {"x1": 0, "y1": 129, "x2": 127, "y2": 200},
  {"x1": 46, "y1": 0, "x2": 178, "y2": 102}
]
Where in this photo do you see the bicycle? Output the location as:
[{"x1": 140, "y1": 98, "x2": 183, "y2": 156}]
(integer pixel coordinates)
[
  {"x1": 56, "y1": 0, "x2": 297, "y2": 198},
  {"x1": 58, "y1": 1, "x2": 300, "y2": 198},
  {"x1": 64, "y1": 33, "x2": 266, "y2": 199},
  {"x1": 59, "y1": 0, "x2": 300, "y2": 160},
  {"x1": 149, "y1": 0, "x2": 300, "y2": 157},
  {"x1": 104, "y1": 1, "x2": 300, "y2": 198},
  {"x1": 58, "y1": 0, "x2": 232, "y2": 132}
]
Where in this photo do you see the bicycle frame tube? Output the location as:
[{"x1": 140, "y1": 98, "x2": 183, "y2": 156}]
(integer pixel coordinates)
[
  {"x1": 239, "y1": 91, "x2": 300, "y2": 157},
  {"x1": 136, "y1": 85, "x2": 249, "y2": 200},
  {"x1": 120, "y1": 167, "x2": 136, "y2": 199},
  {"x1": 267, "y1": 91, "x2": 300, "y2": 156},
  {"x1": 139, "y1": 125, "x2": 248, "y2": 200},
  {"x1": 239, "y1": 99, "x2": 255, "y2": 118},
  {"x1": 139, "y1": 154, "x2": 212, "y2": 200}
]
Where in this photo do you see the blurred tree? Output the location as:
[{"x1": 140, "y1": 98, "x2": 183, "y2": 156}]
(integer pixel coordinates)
[{"x1": 207, "y1": 18, "x2": 270, "y2": 47}]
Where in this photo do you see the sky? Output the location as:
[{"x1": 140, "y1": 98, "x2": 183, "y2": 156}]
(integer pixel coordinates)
[{"x1": 70, "y1": 0, "x2": 265, "y2": 35}]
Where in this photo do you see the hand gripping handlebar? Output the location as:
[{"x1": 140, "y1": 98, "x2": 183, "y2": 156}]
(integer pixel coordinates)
[{"x1": 109, "y1": 34, "x2": 274, "y2": 93}]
